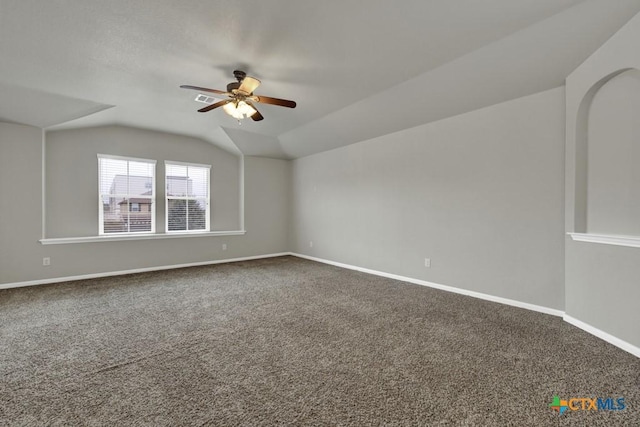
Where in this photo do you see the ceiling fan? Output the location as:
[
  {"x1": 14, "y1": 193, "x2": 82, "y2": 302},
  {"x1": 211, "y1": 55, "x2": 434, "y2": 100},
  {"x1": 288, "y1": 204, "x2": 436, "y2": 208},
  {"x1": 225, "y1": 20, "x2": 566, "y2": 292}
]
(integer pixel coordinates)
[{"x1": 181, "y1": 70, "x2": 296, "y2": 122}]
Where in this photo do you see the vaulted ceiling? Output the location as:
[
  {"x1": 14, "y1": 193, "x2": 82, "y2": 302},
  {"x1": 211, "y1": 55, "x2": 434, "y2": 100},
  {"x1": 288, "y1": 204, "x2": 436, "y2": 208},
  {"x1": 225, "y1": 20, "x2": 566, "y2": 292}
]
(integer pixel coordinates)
[{"x1": 1, "y1": 0, "x2": 640, "y2": 159}]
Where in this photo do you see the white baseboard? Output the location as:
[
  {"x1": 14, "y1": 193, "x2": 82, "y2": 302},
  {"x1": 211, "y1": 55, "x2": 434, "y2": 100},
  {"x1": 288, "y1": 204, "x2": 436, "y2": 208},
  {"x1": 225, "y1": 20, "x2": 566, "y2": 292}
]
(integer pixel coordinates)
[
  {"x1": 291, "y1": 253, "x2": 564, "y2": 317},
  {"x1": 0, "y1": 252, "x2": 290, "y2": 290},
  {"x1": 291, "y1": 253, "x2": 640, "y2": 358},
  {"x1": 3, "y1": 251, "x2": 637, "y2": 359},
  {"x1": 563, "y1": 315, "x2": 640, "y2": 358}
]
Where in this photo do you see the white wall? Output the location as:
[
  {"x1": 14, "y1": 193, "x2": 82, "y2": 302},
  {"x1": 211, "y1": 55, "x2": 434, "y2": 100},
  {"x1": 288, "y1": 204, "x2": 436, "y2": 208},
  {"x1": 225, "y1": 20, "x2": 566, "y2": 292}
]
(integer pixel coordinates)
[
  {"x1": 242, "y1": 155, "x2": 291, "y2": 255},
  {"x1": 586, "y1": 69, "x2": 640, "y2": 235},
  {"x1": 0, "y1": 123, "x2": 45, "y2": 282},
  {"x1": 0, "y1": 123, "x2": 290, "y2": 285},
  {"x1": 291, "y1": 87, "x2": 566, "y2": 310},
  {"x1": 46, "y1": 125, "x2": 241, "y2": 236},
  {"x1": 565, "y1": 11, "x2": 640, "y2": 348}
]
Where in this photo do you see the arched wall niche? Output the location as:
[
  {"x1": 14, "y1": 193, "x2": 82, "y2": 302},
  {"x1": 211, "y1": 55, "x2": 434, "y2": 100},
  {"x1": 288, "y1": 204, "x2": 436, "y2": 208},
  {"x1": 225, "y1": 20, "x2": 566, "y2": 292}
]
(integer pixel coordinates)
[{"x1": 572, "y1": 67, "x2": 638, "y2": 233}]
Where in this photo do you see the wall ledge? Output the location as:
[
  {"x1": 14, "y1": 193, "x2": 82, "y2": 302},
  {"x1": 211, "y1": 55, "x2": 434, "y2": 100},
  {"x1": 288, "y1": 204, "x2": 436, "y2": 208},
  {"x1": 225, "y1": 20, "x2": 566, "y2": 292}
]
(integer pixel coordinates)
[
  {"x1": 40, "y1": 230, "x2": 246, "y2": 245},
  {"x1": 568, "y1": 232, "x2": 640, "y2": 248}
]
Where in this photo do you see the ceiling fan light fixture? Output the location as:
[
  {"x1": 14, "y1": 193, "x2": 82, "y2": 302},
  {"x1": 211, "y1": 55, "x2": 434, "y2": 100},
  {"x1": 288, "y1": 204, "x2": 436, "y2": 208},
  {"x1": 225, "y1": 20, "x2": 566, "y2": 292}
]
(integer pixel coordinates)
[{"x1": 223, "y1": 100, "x2": 257, "y2": 120}]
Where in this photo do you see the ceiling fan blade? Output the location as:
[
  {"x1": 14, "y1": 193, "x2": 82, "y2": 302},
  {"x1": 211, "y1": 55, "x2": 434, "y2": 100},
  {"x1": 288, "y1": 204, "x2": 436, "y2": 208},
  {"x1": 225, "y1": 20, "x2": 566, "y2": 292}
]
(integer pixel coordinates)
[
  {"x1": 198, "y1": 99, "x2": 229, "y2": 113},
  {"x1": 254, "y1": 95, "x2": 296, "y2": 108},
  {"x1": 180, "y1": 85, "x2": 229, "y2": 96},
  {"x1": 238, "y1": 76, "x2": 261, "y2": 95},
  {"x1": 247, "y1": 101, "x2": 264, "y2": 121}
]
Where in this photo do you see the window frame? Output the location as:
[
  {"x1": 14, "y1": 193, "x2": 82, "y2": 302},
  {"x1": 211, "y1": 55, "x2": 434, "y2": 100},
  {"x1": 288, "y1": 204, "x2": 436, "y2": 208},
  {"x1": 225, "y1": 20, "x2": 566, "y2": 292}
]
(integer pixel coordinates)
[
  {"x1": 164, "y1": 160, "x2": 211, "y2": 233},
  {"x1": 98, "y1": 154, "x2": 157, "y2": 235}
]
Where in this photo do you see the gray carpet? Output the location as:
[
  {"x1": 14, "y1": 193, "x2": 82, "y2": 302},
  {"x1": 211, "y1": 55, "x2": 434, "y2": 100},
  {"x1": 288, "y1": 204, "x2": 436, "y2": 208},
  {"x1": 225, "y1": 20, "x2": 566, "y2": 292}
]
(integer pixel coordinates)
[{"x1": 1, "y1": 256, "x2": 638, "y2": 426}]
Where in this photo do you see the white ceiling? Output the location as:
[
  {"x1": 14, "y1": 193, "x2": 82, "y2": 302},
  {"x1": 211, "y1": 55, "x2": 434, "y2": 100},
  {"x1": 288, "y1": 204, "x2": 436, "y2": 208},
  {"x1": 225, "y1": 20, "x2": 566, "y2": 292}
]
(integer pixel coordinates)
[{"x1": 1, "y1": 0, "x2": 639, "y2": 159}]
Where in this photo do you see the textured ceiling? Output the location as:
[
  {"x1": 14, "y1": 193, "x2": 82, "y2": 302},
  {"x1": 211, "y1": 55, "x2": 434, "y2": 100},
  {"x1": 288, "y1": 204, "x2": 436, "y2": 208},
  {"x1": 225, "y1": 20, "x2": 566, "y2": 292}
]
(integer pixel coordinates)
[{"x1": 1, "y1": 0, "x2": 639, "y2": 159}]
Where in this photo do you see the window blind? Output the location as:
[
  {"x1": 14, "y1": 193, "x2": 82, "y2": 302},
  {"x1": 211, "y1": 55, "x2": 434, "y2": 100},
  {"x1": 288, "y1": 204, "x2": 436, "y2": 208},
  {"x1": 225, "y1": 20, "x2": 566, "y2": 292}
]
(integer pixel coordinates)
[
  {"x1": 98, "y1": 155, "x2": 156, "y2": 234},
  {"x1": 165, "y1": 162, "x2": 210, "y2": 232}
]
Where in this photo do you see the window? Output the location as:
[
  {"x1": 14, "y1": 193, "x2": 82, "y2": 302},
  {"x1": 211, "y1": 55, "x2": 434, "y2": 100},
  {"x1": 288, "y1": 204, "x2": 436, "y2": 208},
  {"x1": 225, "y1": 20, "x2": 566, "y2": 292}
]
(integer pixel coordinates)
[
  {"x1": 98, "y1": 155, "x2": 156, "y2": 234},
  {"x1": 165, "y1": 161, "x2": 210, "y2": 232}
]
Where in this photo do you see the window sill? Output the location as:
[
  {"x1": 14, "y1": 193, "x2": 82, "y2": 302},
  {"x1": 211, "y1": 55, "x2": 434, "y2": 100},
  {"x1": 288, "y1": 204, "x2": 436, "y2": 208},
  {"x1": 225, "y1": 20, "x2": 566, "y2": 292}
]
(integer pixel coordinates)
[
  {"x1": 39, "y1": 230, "x2": 246, "y2": 245},
  {"x1": 567, "y1": 232, "x2": 640, "y2": 249}
]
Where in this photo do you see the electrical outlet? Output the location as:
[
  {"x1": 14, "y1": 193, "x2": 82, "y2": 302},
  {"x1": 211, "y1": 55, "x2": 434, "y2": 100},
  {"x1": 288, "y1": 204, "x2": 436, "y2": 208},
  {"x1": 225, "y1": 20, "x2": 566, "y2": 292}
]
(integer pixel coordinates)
[
  {"x1": 43, "y1": 257, "x2": 51, "y2": 266},
  {"x1": 424, "y1": 258, "x2": 431, "y2": 268},
  {"x1": 222, "y1": 243, "x2": 227, "y2": 251},
  {"x1": 309, "y1": 241, "x2": 313, "y2": 248}
]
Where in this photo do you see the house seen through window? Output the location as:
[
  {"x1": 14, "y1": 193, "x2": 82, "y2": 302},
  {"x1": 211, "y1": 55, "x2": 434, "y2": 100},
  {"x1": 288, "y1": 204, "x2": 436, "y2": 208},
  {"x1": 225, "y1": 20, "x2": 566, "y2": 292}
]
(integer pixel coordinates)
[
  {"x1": 98, "y1": 155, "x2": 156, "y2": 234},
  {"x1": 165, "y1": 161, "x2": 210, "y2": 232}
]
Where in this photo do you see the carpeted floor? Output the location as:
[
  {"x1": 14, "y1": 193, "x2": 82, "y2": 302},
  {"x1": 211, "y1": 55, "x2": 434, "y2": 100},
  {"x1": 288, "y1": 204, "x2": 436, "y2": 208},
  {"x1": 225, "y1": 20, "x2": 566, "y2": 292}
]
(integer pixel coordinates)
[{"x1": 1, "y1": 256, "x2": 638, "y2": 426}]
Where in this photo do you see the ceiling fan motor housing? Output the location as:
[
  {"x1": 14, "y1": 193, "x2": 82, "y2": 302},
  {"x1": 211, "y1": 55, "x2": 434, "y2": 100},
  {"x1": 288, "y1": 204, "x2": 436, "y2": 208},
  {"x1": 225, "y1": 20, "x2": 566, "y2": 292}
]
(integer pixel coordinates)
[{"x1": 233, "y1": 70, "x2": 247, "y2": 82}]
